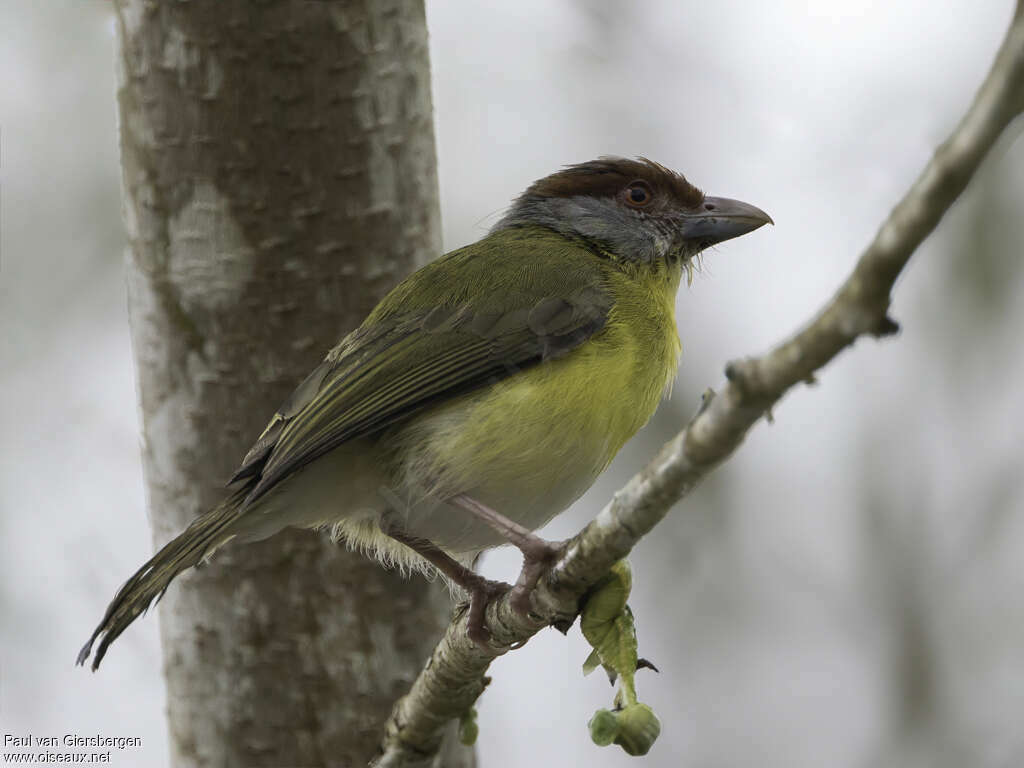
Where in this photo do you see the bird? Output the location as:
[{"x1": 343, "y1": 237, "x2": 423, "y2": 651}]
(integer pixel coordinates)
[{"x1": 78, "y1": 156, "x2": 771, "y2": 669}]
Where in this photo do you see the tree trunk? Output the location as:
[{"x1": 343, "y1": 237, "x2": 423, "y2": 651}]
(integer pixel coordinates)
[{"x1": 113, "y1": 1, "x2": 471, "y2": 765}]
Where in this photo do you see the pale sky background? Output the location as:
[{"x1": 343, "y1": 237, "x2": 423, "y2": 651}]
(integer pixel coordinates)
[{"x1": 2, "y1": 1, "x2": 1023, "y2": 767}]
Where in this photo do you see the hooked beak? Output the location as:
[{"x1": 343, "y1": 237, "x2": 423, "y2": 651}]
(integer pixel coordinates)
[{"x1": 679, "y1": 196, "x2": 773, "y2": 247}]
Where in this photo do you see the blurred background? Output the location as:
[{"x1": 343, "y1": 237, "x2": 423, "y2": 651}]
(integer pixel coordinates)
[{"x1": 2, "y1": 1, "x2": 1023, "y2": 766}]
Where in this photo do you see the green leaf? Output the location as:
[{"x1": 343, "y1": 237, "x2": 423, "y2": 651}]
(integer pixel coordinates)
[
  {"x1": 580, "y1": 561, "x2": 638, "y2": 704},
  {"x1": 582, "y1": 648, "x2": 602, "y2": 676}
]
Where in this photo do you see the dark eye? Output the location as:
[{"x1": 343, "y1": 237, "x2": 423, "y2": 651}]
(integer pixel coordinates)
[{"x1": 624, "y1": 181, "x2": 653, "y2": 208}]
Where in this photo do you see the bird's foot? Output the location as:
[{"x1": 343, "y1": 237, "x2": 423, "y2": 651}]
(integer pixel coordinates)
[
  {"x1": 509, "y1": 537, "x2": 566, "y2": 617},
  {"x1": 450, "y1": 494, "x2": 567, "y2": 619},
  {"x1": 464, "y1": 576, "x2": 512, "y2": 647}
]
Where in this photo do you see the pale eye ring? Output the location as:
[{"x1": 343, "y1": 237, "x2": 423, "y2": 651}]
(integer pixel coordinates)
[{"x1": 624, "y1": 181, "x2": 653, "y2": 207}]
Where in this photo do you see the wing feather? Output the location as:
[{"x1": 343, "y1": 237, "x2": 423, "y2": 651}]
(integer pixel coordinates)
[{"x1": 230, "y1": 230, "x2": 614, "y2": 505}]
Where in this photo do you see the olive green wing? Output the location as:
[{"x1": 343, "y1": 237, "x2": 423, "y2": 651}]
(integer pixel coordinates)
[{"x1": 232, "y1": 232, "x2": 614, "y2": 505}]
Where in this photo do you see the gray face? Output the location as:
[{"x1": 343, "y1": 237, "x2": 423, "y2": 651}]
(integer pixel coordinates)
[
  {"x1": 492, "y1": 157, "x2": 772, "y2": 265},
  {"x1": 493, "y1": 193, "x2": 694, "y2": 263}
]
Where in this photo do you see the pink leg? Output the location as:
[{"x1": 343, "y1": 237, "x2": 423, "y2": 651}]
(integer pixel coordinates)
[{"x1": 450, "y1": 494, "x2": 564, "y2": 617}]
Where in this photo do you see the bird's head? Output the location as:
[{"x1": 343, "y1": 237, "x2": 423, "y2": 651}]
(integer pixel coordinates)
[{"x1": 493, "y1": 157, "x2": 771, "y2": 265}]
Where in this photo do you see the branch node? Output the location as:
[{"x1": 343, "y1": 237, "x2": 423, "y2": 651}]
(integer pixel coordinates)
[
  {"x1": 695, "y1": 387, "x2": 717, "y2": 417},
  {"x1": 552, "y1": 617, "x2": 575, "y2": 635},
  {"x1": 723, "y1": 358, "x2": 755, "y2": 393},
  {"x1": 872, "y1": 313, "x2": 901, "y2": 338}
]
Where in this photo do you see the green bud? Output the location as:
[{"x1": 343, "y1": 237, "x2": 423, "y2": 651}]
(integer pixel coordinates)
[
  {"x1": 612, "y1": 703, "x2": 661, "y2": 756},
  {"x1": 458, "y1": 707, "x2": 479, "y2": 746},
  {"x1": 588, "y1": 709, "x2": 619, "y2": 746}
]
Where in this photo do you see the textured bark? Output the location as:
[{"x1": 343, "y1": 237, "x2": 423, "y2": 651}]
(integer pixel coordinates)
[
  {"x1": 113, "y1": 1, "x2": 472, "y2": 766},
  {"x1": 375, "y1": 3, "x2": 1024, "y2": 763}
]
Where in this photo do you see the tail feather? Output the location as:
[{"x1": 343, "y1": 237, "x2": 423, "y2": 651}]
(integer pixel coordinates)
[{"x1": 77, "y1": 487, "x2": 249, "y2": 671}]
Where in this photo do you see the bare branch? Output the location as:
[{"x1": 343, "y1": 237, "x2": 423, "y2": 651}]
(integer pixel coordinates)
[{"x1": 374, "y1": 7, "x2": 1024, "y2": 765}]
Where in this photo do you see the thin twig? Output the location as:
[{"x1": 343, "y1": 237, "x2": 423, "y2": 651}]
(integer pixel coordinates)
[{"x1": 373, "y1": 6, "x2": 1024, "y2": 765}]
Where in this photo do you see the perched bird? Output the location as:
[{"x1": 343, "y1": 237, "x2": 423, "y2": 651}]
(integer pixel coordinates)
[{"x1": 78, "y1": 157, "x2": 771, "y2": 669}]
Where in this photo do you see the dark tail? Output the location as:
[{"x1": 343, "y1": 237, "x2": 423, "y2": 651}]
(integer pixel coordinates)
[{"x1": 77, "y1": 487, "x2": 249, "y2": 671}]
